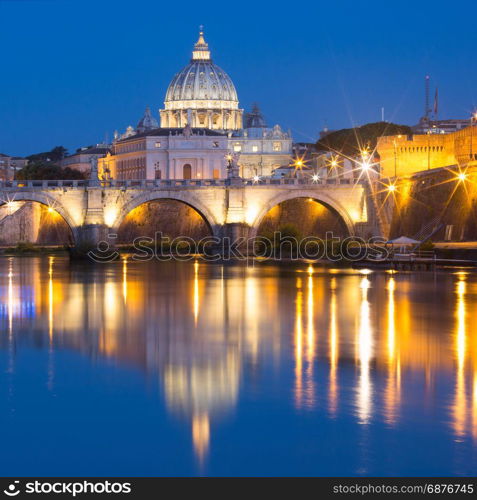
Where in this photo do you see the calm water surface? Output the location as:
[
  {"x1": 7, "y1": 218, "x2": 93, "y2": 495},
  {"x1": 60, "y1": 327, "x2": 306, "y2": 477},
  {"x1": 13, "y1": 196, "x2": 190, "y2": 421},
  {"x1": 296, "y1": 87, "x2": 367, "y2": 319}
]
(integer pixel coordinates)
[{"x1": 0, "y1": 256, "x2": 476, "y2": 476}]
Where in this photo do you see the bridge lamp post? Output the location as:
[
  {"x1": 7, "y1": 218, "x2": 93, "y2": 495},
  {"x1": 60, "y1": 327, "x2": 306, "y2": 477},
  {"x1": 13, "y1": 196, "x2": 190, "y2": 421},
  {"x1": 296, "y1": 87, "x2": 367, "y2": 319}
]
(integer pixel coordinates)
[
  {"x1": 292, "y1": 156, "x2": 307, "y2": 179},
  {"x1": 312, "y1": 174, "x2": 319, "y2": 183}
]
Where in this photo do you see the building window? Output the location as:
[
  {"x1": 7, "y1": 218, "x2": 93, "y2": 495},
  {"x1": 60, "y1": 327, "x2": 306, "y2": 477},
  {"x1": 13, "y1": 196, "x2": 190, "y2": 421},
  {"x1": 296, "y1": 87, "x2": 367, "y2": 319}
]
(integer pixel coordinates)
[
  {"x1": 252, "y1": 145, "x2": 258, "y2": 152},
  {"x1": 234, "y1": 144, "x2": 242, "y2": 152},
  {"x1": 213, "y1": 169, "x2": 220, "y2": 179},
  {"x1": 155, "y1": 141, "x2": 161, "y2": 148},
  {"x1": 183, "y1": 164, "x2": 192, "y2": 179},
  {"x1": 273, "y1": 142, "x2": 282, "y2": 152},
  {"x1": 155, "y1": 169, "x2": 162, "y2": 179}
]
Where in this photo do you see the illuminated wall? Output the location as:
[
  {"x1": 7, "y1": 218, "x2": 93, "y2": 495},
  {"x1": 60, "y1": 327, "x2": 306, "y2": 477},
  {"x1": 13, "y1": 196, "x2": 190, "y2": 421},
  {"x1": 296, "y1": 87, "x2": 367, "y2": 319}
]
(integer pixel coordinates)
[{"x1": 377, "y1": 125, "x2": 477, "y2": 177}]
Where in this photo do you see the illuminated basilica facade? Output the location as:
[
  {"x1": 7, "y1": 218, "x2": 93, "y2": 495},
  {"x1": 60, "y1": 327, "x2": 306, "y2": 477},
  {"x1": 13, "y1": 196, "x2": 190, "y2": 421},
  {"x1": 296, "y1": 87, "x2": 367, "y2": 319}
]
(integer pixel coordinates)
[{"x1": 99, "y1": 29, "x2": 292, "y2": 180}]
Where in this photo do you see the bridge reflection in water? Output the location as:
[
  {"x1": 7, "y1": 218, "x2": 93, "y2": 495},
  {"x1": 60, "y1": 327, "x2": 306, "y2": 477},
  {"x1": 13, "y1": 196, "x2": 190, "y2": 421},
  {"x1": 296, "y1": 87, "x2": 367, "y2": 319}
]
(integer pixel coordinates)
[{"x1": 0, "y1": 257, "x2": 477, "y2": 474}]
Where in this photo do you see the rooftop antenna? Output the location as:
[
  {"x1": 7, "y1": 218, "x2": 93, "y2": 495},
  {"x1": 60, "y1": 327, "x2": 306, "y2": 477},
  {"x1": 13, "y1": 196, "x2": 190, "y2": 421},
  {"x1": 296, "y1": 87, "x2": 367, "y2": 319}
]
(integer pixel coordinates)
[{"x1": 424, "y1": 75, "x2": 430, "y2": 122}]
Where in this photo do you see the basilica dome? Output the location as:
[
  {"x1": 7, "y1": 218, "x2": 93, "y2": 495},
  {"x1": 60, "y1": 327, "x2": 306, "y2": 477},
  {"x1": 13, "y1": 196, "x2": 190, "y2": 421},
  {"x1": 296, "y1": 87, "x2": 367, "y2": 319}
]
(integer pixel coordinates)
[
  {"x1": 165, "y1": 60, "x2": 238, "y2": 103},
  {"x1": 160, "y1": 29, "x2": 243, "y2": 130}
]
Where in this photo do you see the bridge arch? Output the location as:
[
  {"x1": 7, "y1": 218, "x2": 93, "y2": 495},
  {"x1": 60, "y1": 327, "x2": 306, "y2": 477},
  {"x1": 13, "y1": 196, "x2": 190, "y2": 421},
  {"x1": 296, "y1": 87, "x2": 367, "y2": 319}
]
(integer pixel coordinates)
[
  {"x1": 249, "y1": 190, "x2": 356, "y2": 238},
  {"x1": 0, "y1": 191, "x2": 79, "y2": 243},
  {"x1": 111, "y1": 190, "x2": 221, "y2": 236}
]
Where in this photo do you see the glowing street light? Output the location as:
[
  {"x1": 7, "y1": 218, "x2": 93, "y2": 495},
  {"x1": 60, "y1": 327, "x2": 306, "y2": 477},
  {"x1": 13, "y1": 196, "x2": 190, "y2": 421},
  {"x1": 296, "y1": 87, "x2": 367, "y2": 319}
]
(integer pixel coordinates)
[
  {"x1": 252, "y1": 175, "x2": 260, "y2": 183},
  {"x1": 387, "y1": 183, "x2": 397, "y2": 192},
  {"x1": 360, "y1": 148, "x2": 370, "y2": 160},
  {"x1": 360, "y1": 160, "x2": 371, "y2": 172},
  {"x1": 312, "y1": 174, "x2": 319, "y2": 182},
  {"x1": 294, "y1": 159, "x2": 304, "y2": 169},
  {"x1": 458, "y1": 172, "x2": 467, "y2": 182}
]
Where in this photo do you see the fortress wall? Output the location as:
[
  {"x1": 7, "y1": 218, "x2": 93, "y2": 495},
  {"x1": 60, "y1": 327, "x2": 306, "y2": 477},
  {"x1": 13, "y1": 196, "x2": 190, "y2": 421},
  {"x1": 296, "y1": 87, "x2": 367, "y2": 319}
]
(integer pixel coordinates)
[
  {"x1": 378, "y1": 134, "x2": 455, "y2": 178},
  {"x1": 379, "y1": 167, "x2": 477, "y2": 241}
]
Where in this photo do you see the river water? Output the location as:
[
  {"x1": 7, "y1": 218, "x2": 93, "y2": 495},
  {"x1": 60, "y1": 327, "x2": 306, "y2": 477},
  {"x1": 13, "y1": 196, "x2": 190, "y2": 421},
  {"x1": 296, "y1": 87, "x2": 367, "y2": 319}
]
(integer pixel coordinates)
[{"x1": 0, "y1": 256, "x2": 476, "y2": 476}]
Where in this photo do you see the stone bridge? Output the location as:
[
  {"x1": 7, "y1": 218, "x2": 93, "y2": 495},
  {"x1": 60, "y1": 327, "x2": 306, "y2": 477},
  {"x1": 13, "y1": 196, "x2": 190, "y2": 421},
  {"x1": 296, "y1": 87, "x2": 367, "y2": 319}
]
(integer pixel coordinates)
[{"x1": 0, "y1": 178, "x2": 377, "y2": 245}]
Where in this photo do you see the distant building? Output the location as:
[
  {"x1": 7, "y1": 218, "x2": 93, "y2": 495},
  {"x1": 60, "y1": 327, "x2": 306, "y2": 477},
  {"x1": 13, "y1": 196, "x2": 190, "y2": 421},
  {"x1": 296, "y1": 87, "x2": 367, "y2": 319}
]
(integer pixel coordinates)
[
  {"x1": 412, "y1": 118, "x2": 471, "y2": 135},
  {"x1": 231, "y1": 107, "x2": 292, "y2": 178},
  {"x1": 377, "y1": 124, "x2": 477, "y2": 178},
  {"x1": 0, "y1": 153, "x2": 28, "y2": 180},
  {"x1": 101, "y1": 127, "x2": 229, "y2": 180},
  {"x1": 61, "y1": 144, "x2": 111, "y2": 174}
]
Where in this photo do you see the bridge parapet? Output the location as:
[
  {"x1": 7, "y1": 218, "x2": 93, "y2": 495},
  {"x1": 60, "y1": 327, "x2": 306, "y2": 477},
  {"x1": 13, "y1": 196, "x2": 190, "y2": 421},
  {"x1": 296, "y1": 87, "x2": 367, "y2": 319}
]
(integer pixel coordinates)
[
  {"x1": 0, "y1": 178, "x2": 366, "y2": 190},
  {"x1": 0, "y1": 178, "x2": 377, "y2": 247}
]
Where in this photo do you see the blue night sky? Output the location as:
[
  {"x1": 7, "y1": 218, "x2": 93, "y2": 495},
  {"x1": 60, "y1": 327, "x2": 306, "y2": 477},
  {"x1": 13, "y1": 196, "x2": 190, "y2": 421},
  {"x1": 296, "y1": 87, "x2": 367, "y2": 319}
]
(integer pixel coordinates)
[{"x1": 1, "y1": 0, "x2": 476, "y2": 157}]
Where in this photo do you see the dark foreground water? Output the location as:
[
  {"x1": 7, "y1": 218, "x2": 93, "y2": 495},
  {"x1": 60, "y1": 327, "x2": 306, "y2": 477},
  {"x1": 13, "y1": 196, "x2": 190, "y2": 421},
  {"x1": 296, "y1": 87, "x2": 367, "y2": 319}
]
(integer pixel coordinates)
[{"x1": 0, "y1": 256, "x2": 476, "y2": 476}]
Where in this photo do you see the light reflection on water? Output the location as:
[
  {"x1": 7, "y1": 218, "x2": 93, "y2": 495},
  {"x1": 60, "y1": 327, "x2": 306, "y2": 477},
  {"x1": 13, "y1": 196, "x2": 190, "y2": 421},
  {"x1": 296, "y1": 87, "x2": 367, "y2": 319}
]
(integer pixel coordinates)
[{"x1": 0, "y1": 256, "x2": 477, "y2": 476}]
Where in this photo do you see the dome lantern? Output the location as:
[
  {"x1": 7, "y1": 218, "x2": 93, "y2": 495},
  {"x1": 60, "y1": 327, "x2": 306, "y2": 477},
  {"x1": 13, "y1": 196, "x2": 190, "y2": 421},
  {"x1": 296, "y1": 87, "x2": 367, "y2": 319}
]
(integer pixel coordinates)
[{"x1": 192, "y1": 26, "x2": 211, "y2": 61}]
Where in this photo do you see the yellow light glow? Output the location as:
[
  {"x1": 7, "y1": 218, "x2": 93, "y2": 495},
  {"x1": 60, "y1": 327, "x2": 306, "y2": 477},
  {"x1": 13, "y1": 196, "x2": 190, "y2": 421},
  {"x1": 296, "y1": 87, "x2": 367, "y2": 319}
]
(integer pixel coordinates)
[
  {"x1": 387, "y1": 183, "x2": 396, "y2": 192},
  {"x1": 245, "y1": 204, "x2": 259, "y2": 225},
  {"x1": 8, "y1": 259, "x2": 13, "y2": 336},
  {"x1": 458, "y1": 173, "x2": 467, "y2": 182},
  {"x1": 294, "y1": 277, "x2": 303, "y2": 408},
  {"x1": 192, "y1": 413, "x2": 210, "y2": 463},
  {"x1": 360, "y1": 148, "x2": 370, "y2": 160},
  {"x1": 122, "y1": 258, "x2": 128, "y2": 304},
  {"x1": 452, "y1": 275, "x2": 467, "y2": 437},
  {"x1": 387, "y1": 277, "x2": 396, "y2": 363},
  {"x1": 360, "y1": 161, "x2": 371, "y2": 171},
  {"x1": 193, "y1": 260, "x2": 199, "y2": 326},
  {"x1": 104, "y1": 206, "x2": 119, "y2": 227},
  {"x1": 47, "y1": 206, "x2": 55, "y2": 214},
  {"x1": 329, "y1": 277, "x2": 338, "y2": 415},
  {"x1": 292, "y1": 155, "x2": 307, "y2": 171},
  {"x1": 357, "y1": 276, "x2": 373, "y2": 424},
  {"x1": 48, "y1": 256, "x2": 54, "y2": 341}
]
